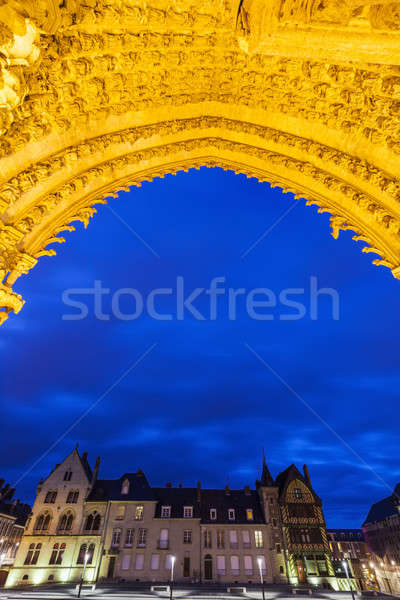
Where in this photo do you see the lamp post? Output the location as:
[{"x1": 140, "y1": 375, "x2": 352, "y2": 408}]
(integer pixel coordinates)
[
  {"x1": 0, "y1": 552, "x2": 6, "y2": 568},
  {"x1": 169, "y1": 556, "x2": 176, "y2": 600},
  {"x1": 257, "y1": 557, "x2": 265, "y2": 600},
  {"x1": 342, "y1": 560, "x2": 355, "y2": 600},
  {"x1": 77, "y1": 551, "x2": 90, "y2": 598}
]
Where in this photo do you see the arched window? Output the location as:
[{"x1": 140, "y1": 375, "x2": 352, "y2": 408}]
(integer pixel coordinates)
[
  {"x1": 48, "y1": 574, "x2": 54, "y2": 581},
  {"x1": 22, "y1": 575, "x2": 29, "y2": 581},
  {"x1": 44, "y1": 490, "x2": 57, "y2": 503},
  {"x1": 85, "y1": 511, "x2": 101, "y2": 531},
  {"x1": 77, "y1": 543, "x2": 95, "y2": 565},
  {"x1": 58, "y1": 511, "x2": 73, "y2": 532},
  {"x1": 84, "y1": 514, "x2": 93, "y2": 531},
  {"x1": 121, "y1": 479, "x2": 130, "y2": 495},
  {"x1": 34, "y1": 512, "x2": 51, "y2": 532},
  {"x1": 49, "y1": 543, "x2": 66, "y2": 565},
  {"x1": 93, "y1": 513, "x2": 101, "y2": 530},
  {"x1": 24, "y1": 543, "x2": 42, "y2": 565}
]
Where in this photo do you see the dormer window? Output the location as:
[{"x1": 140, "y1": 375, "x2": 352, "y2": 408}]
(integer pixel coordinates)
[
  {"x1": 228, "y1": 508, "x2": 235, "y2": 521},
  {"x1": 121, "y1": 479, "x2": 130, "y2": 495},
  {"x1": 210, "y1": 508, "x2": 217, "y2": 520},
  {"x1": 183, "y1": 506, "x2": 193, "y2": 518},
  {"x1": 161, "y1": 506, "x2": 171, "y2": 518},
  {"x1": 63, "y1": 471, "x2": 72, "y2": 481},
  {"x1": 246, "y1": 509, "x2": 254, "y2": 521}
]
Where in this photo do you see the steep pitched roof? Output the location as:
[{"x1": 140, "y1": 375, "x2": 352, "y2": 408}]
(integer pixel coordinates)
[
  {"x1": 87, "y1": 471, "x2": 156, "y2": 502},
  {"x1": 275, "y1": 464, "x2": 321, "y2": 504},
  {"x1": 363, "y1": 484, "x2": 400, "y2": 526}
]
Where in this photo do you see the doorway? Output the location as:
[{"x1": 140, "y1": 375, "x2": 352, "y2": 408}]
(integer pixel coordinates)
[
  {"x1": 107, "y1": 556, "x2": 116, "y2": 579},
  {"x1": 204, "y1": 554, "x2": 212, "y2": 580}
]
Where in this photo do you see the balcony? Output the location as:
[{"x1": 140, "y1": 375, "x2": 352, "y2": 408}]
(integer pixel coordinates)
[
  {"x1": 245, "y1": 570, "x2": 253, "y2": 576},
  {"x1": 242, "y1": 542, "x2": 251, "y2": 549},
  {"x1": 157, "y1": 540, "x2": 169, "y2": 549}
]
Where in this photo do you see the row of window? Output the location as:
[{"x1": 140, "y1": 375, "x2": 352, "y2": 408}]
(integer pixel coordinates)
[
  {"x1": 24, "y1": 543, "x2": 95, "y2": 566},
  {"x1": 110, "y1": 527, "x2": 265, "y2": 549},
  {"x1": 159, "y1": 506, "x2": 254, "y2": 521},
  {"x1": 44, "y1": 490, "x2": 79, "y2": 504},
  {"x1": 33, "y1": 511, "x2": 101, "y2": 533},
  {"x1": 118, "y1": 552, "x2": 268, "y2": 575}
]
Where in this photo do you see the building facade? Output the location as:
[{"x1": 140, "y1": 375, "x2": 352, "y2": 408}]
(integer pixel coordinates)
[
  {"x1": 0, "y1": 480, "x2": 31, "y2": 586},
  {"x1": 362, "y1": 483, "x2": 400, "y2": 596},
  {"x1": 7, "y1": 449, "x2": 335, "y2": 589},
  {"x1": 327, "y1": 529, "x2": 374, "y2": 591}
]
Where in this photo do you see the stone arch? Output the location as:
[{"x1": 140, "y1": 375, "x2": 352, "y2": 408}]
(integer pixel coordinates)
[{"x1": 1, "y1": 0, "x2": 400, "y2": 324}]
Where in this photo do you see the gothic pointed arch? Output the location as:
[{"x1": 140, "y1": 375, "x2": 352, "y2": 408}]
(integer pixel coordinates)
[{"x1": 1, "y1": 0, "x2": 400, "y2": 324}]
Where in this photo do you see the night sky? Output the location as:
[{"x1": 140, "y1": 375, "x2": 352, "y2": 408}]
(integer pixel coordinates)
[{"x1": 1, "y1": 168, "x2": 399, "y2": 527}]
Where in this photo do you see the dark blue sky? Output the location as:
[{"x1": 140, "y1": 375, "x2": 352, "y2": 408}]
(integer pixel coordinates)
[{"x1": 1, "y1": 168, "x2": 399, "y2": 527}]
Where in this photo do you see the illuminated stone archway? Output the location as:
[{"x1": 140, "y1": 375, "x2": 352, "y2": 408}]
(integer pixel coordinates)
[{"x1": 1, "y1": 0, "x2": 400, "y2": 324}]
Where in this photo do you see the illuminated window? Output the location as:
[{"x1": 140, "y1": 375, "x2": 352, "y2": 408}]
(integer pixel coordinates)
[
  {"x1": 183, "y1": 506, "x2": 193, "y2": 518},
  {"x1": 228, "y1": 509, "x2": 235, "y2": 521},
  {"x1": 161, "y1": 506, "x2": 171, "y2": 518},
  {"x1": 210, "y1": 508, "x2": 217, "y2": 520},
  {"x1": 257, "y1": 555, "x2": 266, "y2": 575},
  {"x1": 135, "y1": 505, "x2": 144, "y2": 520},
  {"x1": 165, "y1": 554, "x2": 174, "y2": 570},
  {"x1": 116, "y1": 505, "x2": 126, "y2": 520},
  {"x1": 246, "y1": 509, "x2": 254, "y2": 521},
  {"x1": 255, "y1": 530, "x2": 264, "y2": 548}
]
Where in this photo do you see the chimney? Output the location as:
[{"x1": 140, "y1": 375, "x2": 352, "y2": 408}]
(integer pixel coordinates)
[
  {"x1": 244, "y1": 485, "x2": 251, "y2": 495},
  {"x1": 197, "y1": 480, "x2": 201, "y2": 502},
  {"x1": 178, "y1": 483, "x2": 182, "y2": 488},
  {"x1": 166, "y1": 482, "x2": 172, "y2": 488},
  {"x1": 225, "y1": 484, "x2": 230, "y2": 495},
  {"x1": 303, "y1": 464, "x2": 312, "y2": 489},
  {"x1": 82, "y1": 451, "x2": 88, "y2": 463}
]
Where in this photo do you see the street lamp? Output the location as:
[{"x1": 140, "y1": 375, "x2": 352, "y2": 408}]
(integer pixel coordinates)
[
  {"x1": 342, "y1": 560, "x2": 355, "y2": 600},
  {"x1": 169, "y1": 556, "x2": 176, "y2": 600},
  {"x1": 77, "y1": 551, "x2": 90, "y2": 598},
  {"x1": 0, "y1": 552, "x2": 6, "y2": 568},
  {"x1": 257, "y1": 557, "x2": 265, "y2": 600}
]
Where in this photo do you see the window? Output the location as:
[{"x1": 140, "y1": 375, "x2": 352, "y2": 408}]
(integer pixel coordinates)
[
  {"x1": 84, "y1": 511, "x2": 101, "y2": 532},
  {"x1": 44, "y1": 491, "x2": 57, "y2": 504},
  {"x1": 135, "y1": 554, "x2": 144, "y2": 570},
  {"x1": 77, "y1": 543, "x2": 95, "y2": 564},
  {"x1": 159, "y1": 528, "x2": 169, "y2": 549},
  {"x1": 183, "y1": 506, "x2": 193, "y2": 518},
  {"x1": 217, "y1": 555, "x2": 226, "y2": 575},
  {"x1": 272, "y1": 518, "x2": 277, "y2": 527},
  {"x1": 58, "y1": 511, "x2": 73, "y2": 532},
  {"x1": 112, "y1": 528, "x2": 122, "y2": 547},
  {"x1": 183, "y1": 529, "x2": 192, "y2": 544},
  {"x1": 165, "y1": 554, "x2": 174, "y2": 570},
  {"x1": 276, "y1": 543, "x2": 281, "y2": 554},
  {"x1": 255, "y1": 530, "x2": 264, "y2": 548},
  {"x1": 24, "y1": 543, "x2": 41, "y2": 565},
  {"x1": 242, "y1": 530, "x2": 251, "y2": 548},
  {"x1": 210, "y1": 508, "x2": 217, "y2": 520},
  {"x1": 280, "y1": 565, "x2": 284, "y2": 573},
  {"x1": 151, "y1": 554, "x2": 160, "y2": 570},
  {"x1": 121, "y1": 479, "x2": 130, "y2": 495},
  {"x1": 116, "y1": 505, "x2": 126, "y2": 520},
  {"x1": 34, "y1": 512, "x2": 51, "y2": 532},
  {"x1": 137, "y1": 528, "x2": 147, "y2": 547},
  {"x1": 228, "y1": 509, "x2": 235, "y2": 521},
  {"x1": 257, "y1": 555, "x2": 266, "y2": 575},
  {"x1": 217, "y1": 530, "x2": 225, "y2": 549},
  {"x1": 63, "y1": 471, "x2": 72, "y2": 481},
  {"x1": 293, "y1": 487, "x2": 303, "y2": 499},
  {"x1": 66, "y1": 490, "x2": 79, "y2": 503},
  {"x1": 135, "y1": 505, "x2": 144, "y2": 520},
  {"x1": 125, "y1": 528, "x2": 134, "y2": 547},
  {"x1": 204, "y1": 529, "x2": 212, "y2": 548},
  {"x1": 121, "y1": 554, "x2": 131, "y2": 570},
  {"x1": 161, "y1": 506, "x2": 171, "y2": 518},
  {"x1": 246, "y1": 509, "x2": 254, "y2": 521},
  {"x1": 231, "y1": 555, "x2": 240, "y2": 576},
  {"x1": 49, "y1": 543, "x2": 66, "y2": 565},
  {"x1": 229, "y1": 530, "x2": 238, "y2": 549},
  {"x1": 244, "y1": 555, "x2": 253, "y2": 576}
]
